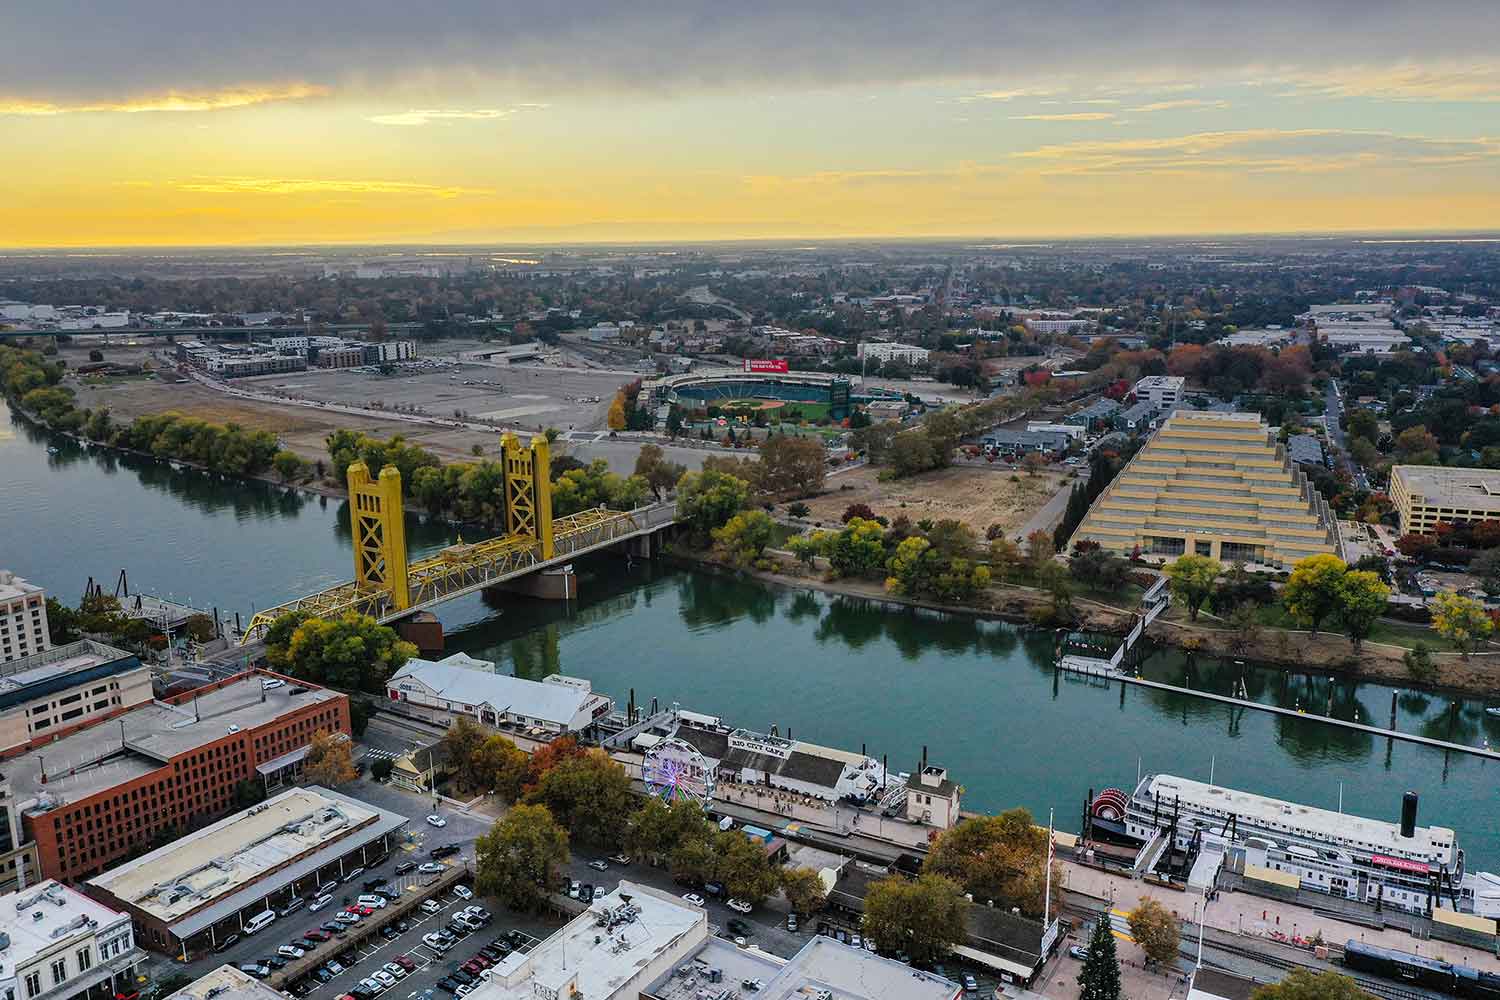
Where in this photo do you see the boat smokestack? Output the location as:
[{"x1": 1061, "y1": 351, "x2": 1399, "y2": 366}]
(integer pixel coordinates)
[{"x1": 1401, "y1": 791, "x2": 1418, "y2": 838}]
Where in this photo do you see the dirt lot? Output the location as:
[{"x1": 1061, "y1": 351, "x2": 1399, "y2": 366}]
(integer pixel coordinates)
[
  {"x1": 802, "y1": 463, "x2": 1068, "y2": 536},
  {"x1": 61, "y1": 340, "x2": 633, "y2": 464}
]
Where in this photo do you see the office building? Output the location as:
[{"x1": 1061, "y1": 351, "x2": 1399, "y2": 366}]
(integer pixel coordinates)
[
  {"x1": 1319, "y1": 329, "x2": 1413, "y2": 354},
  {"x1": 0, "y1": 881, "x2": 144, "y2": 1000},
  {"x1": 0, "y1": 774, "x2": 41, "y2": 891},
  {"x1": 1065, "y1": 398, "x2": 1121, "y2": 430},
  {"x1": 86, "y1": 786, "x2": 406, "y2": 959},
  {"x1": 166, "y1": 966, "x2": 284, "y2": 1000},
  {"x1": 0, "y1": 640, "x2": 153, "y2": 758},
  {"x1": 1132, "y1": 375, "x2": 1185, "y2": 410},
  {"x1": 16, "y1": 672, "x2": 348, "y2": 882},
  {"x1": 980, "y1": 428, "x2": 1072, "y2": 455},
  {"x1": 0, "y1": 571, "x2": 50, "y2": 664},
  {"x1": 368, "y1": 341, "x2": 416, "y2": 363},
  {"x1": 387, "y1": 653, "x2": 613, "y2": 736},
  {"x1": 1073, "y1": 411, "x2": 1338, "y2": 569},
  {"x1": 1391, "y1": 465, "x2": 1500, "y2": 535},
  {"x1": 1286, "y1": 434, "x2": 1325, "y2": 467},
  {"x1": 315, "y1": 346, "x2": 365, "y2": 369},
  {"x1": 856, "y1": 342, "x2": 930, "y2": 365}
]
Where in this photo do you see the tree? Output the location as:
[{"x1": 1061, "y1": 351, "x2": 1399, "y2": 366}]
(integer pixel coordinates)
[
  {"x1": 303, "y1": 729, "x2": 357, "y2": 786},
  {"x1": 711, "y1": 510, "x2": 776, "y2": 567},
  {"x1": 1127, "y1": 897, "x2": 1181, "y2": 967},
  {"x1": 1281, "y1": 554, "x2": 1349, "y2": 635},
  {"x1": 1431, "y1": 591, "x2": 1493, "y2": 658},
  {"x1": 525, "y1": 750, "x2": 634, "y2": 846},
  {"x1": 1021, "y1": 451, "x2": 1048, "y2": 476},
  {"x1": 759, "y1": 435, "x2": 826, "y2": 496},
  {"x1": 780, "y1": 866, "x2": 827, "y2": 914},
  {"x1": 1336, "y1": 569, "x2": 1391, "y2": 652},
  {"x1": 1472, "y1": 548, "x2": 1500, "y2": 597},
  {"x1": 273, "y1": 450, "x2": 305, "y2": 482},
  {"x1": 279, "y1": 613, "x2": 416, "y2": 692},
  {"x1": 1394, "y1": 425, "x2": 1439, "y2": 465},
  {"x1": 1250, "y1": 969, "x2": 1372, "y2": 1000},
  {"x1": 1024, "y1": 531, "x2": 1055, "y2": 578},
  {"x1": 371, "y1": 757, "x2": 395, "y2": 782},
  {"x1": 474, "y1": 804, "x2": 570, "y2": 912},
  {"x1": 1077, "y1": 914, "x2": 1122, "y2": 1000},
  {"x1": 676, "y1": 468, "x2": 750, "y2": 542},
  {"x1": 1403, "y1": 642, "x2": 1438, "y2": 684},
  {"x1": 713, "y1": 830, "x2": 781, "y2": 904},
  {"x1": 626, "y1": 797, "x2": 711, "y2": 867},
  {"x1": 842, "y1": 503, "x2": 876, "y2": 524},
  {"x1": 349, "y1": 698, "x2": 370, "y2": 740},
  {"x1": 88, "y1": 349, "x2": 104, "y2": 362},
  {"x1": 827, "y1": 518, "x2": 888, "y2": 577},
  {"x1": 442, "y1": 717, "x2": 489, "y2": 791},
  {"x1": 925, "y1": 809, "x2": 1055, "y2": 917},
  {"x1": 469, "y1": 734, "x2": 529, "y2": 801},
  {"x1": 861, "y1": 874, "x2": 967, "y2": 965},
  {"x1": 1164, "y1": 555, "x2": 1221, "y2": 621},
  {"x1": 788, "y1": 531, "x2": 829, "y2": 567},
  {"x1": 1069, "y1": 547, "x2": 1130, "y2": 590},
  {"x1": 635, "y1": 444, "x2": 686, "y2": 499},
  {"x1": 233, "y1": 779, "x2": 267, "y2": 809},
  {"x1": 182, "y1": 613, "x2": 217, "y2": 643},
  {"x1": 606, "y1": 393, "x2": 627, "y2": 431}
]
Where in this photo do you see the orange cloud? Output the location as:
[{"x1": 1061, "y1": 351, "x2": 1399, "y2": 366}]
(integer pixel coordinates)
[
  {"x1": 0, "y1": 83, "x2": 328, "y2": 115},
  {"x1": 175, "y1": 177, "x2": 491, "y2": 198}
]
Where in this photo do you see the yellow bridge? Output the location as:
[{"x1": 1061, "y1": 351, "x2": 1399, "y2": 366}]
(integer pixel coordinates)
[{"x1": 240, "y1": 432, "x2": 675, "y2": 643}]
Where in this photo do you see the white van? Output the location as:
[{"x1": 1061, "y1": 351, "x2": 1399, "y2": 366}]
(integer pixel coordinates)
[
  {"x1": 244, "y1": 910, "x2": 276, "y2": 935},
  {"x1": 356, "y1": 894, "x2": 388, "y2": 909}
]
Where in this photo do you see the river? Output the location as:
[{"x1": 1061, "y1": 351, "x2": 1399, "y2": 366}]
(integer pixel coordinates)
[{"x1": 4, "y1": 402, "x2": 1498, "y2": 866}]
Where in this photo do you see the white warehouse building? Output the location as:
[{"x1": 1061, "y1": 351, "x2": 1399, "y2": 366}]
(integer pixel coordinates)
[
  {"x1": 856, "y1": 342, "x2": 930, "y2": 365},
  {"x1": 0, "y1": 881, "x2": 144, "y2": 1000},
  {"x1": 386, "y1": 653, "x2": 613, "y2": 737}
]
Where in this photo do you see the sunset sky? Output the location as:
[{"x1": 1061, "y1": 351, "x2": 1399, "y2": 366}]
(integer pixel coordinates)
[{"x1": 4, "y1": 1, "x2": 1500, "y2": 246}]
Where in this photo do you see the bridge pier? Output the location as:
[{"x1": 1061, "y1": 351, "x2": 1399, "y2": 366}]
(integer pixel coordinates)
[
  {"x1": 396, "y1": 611, "x2": 444, "y2": 655},
  {"x1": 487, "y1": 565, "x2": 578, "y2": 601}
]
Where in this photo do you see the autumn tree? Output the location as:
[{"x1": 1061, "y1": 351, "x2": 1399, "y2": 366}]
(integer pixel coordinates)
[
  {"x1": 1021, "y1": 451, "x2": 1048, "y2": 476},
  {"x1": 758, "y1": 434, "x2": 826, "y2": 496},
  {"x1": 1431, "y1": 591, "x2": 1493, "y2": 658},
  {"x1": 525, "y1": 749, "x2": 635, "y2": 846},
  {"x1": 1127, "y1": 897, "x2": 1181, "y2": 967},
  {"x1": 1163, "y1": 555, "x2": 1222, "y2": 621},
  {"x1": 634, "y1": 444, "x2": 687, "y2": 499},
  {"x1": 676, "y1": 468, "x2": 751, "y2": 543},
  {"x1": 471, "y1": 734, "x2": 529, "y2": 801},
  {"x1": 526, "y1": 735, "x2": 585, "y2": 788},
  {"x1": 780, "y1": 866, "x2": 827, "y2": 914},
  {"x1": 1251, "y1": 970, "x2": 1372, "y2": 1000},
  {"x1": 1281, "y1": 554, "x2": 1348, "y2": 635},
  {"x1": 606, "y1": 392, "x2": 627, "y2": 431},
  {"x1": 303, "y1": 729, "x2": 357, "y2": 786},
  {"x1": 926, "y1": 809, "x2": 1056, "y2": 918},
  {"x1": 711, "y1": 510, "x2": 776, "y2": 567},
  {"x1": 474, "y1": 804, "x2": 570, "y2": 912},
  {"x1": 442, "y1": 717, "x2": 489, "y2": 792},
  {"x1": 861, "y1": 874, "x2": 967, "y2": 965},
  {"x1": 713, "y1": 829, "x2": 781, "y2": 904},
  {"x1": 1337, "y1": 569, "x2": 1391, "y2": 652}
]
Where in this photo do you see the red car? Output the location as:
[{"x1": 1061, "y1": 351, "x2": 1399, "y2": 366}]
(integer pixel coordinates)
[
  {"x1": 346, "y1": 905, "x2": 374, "y2": 916},
  {"x1": 471, "y1": 956, "x2": 493, "y2": 969},
  {"x1": 461, "y1": 960, "x2": 484, "y2": 974},
  {"x1": 305, "y1": 930, "x2": 332, "y2": 942},
  {"x1": 392, "y1": 957, "x2": 417, "y2": 972}
]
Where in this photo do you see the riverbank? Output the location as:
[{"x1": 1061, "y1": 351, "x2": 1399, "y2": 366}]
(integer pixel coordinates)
[{"x1": 668, "y1": 545, "x2": 1500, "y2": 699}]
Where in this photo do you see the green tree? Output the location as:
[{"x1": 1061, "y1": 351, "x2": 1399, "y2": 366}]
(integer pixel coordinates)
[
  {"x1": 525, "y1": 750, "x2": 635, "y2": 846},
  {"x1": 1472, "y1": 548, "x2": 1500, "y2": 597},
  {"x1": 1126, "y1": 897, "x2": 1181, "y2": 967},
  {"x1": 787, "y1": 531, "x2": 829, "y2": 567},
  {"x1": 713, "y1": 830, "x2": 781, "y2": 905},
  {"x1": 1336, "y1": 569, "x2": 1391, "y2": 652},
  {"x1": 1403, "y1": 642, "x2": 1438, "y2": 683},
  {"x1": 371, "y1": 757, "x2": 395, "y2": 782},
  {"x1": 780, "y1": 866, "x2": 827, "y2": 914},
  {"x1": 471, "y1": 734, "x2": 530, "y2": 802},
  {"x1": 1281, "y1": 554, "x2": 1348, "y2": 635},
  {"x1": 273, "y1": 450, "x2": 305, "y2": 482},
  {"x1": 349, "y1": 698, "x2": 371, "y2": 739},
  {"x1": 1250, "y1": 969, "x2": 1372, "y2": 1000},
  {"x1": 634, "y1": 444, "x2": 687, "y2": 499},
  {"x1": 861, "y1": 874, "x2": 967, "y2": 965},
  {"x1": 827, "y1": 517, "x2": 888, "y2": 577},
  {"x1": 45, "y1": 597, "x2": 80, "y2": 645},
  {"x1": 1163, "y1": 554, "x2": 1221, "y2": 621},
  {"x1": 1431, "y1": 590, "x2": 1493, "y2": 658},
  {"x1": 233, "y1": 779, "x2": 267, "y2": 809},
  {"x1": 443, "y1": 717, "x2": 490, "y2": 793},
  {"x1": 711, "y1": 510, "x2": 776, "y2": 567},
  {"x1": 474, "y1": 804, "x2": 570, "y2": 912},
  {"x1": 676, "y1": 468, "x2": 751, "y2": 542},
  {"x1": 280, "y1": 613, "x2": 415, "y2": 692},
  {"x1": 926, "y1": 809, "x2": 1055, "y2": 918},
  {"x1": 1078, "y1": 915, "x2": 1122, "y2": 1000}
]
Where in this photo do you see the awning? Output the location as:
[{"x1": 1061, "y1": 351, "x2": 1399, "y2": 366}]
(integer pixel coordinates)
[
  {"x1": 950, "y1": 944, "x2": 1034, "y2": 980},
  {"x1": 256, "y1": 745, "x2": 310, "y2": 775}
]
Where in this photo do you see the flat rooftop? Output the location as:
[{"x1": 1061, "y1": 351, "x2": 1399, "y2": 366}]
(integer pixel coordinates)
[
  {"x1": 15, "y1": 675, "x2": 341, "y2": 810},
  {"x1": 1394, "y1": 466, "x2": 1500, "y2": 509},
  {"x1": 645, "y1": 937, "x2": 786, "y2": 999},
  {"x1": 482, "y1": 882, "x2": 706, "y2": 1000},
  {"x1": 0, "y1": 639, "x2": 139, "y2": 706},
  {"x1": 1141, "y1": 774, "x2": 1453, "y2": 854},
  {"x1": 1, "y1": 881, "x2": 128, "y2": 965},
  {"x1": 90, "y1": 786, "x2": 381, "y2": 925},
  {"x1": 168, "y1": 965, "x2": 285, "y2": 1000},
  {"x1": 761, "y1": 937, "x2": 961, "y2": 1000}
]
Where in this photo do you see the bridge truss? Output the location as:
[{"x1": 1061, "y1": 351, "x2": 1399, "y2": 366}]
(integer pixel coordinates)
[{"x1": 240, "y1": 432, "x2": 667, "y2": 643}]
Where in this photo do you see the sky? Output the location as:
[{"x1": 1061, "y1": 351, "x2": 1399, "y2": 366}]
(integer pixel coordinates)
[{"x1": 2, "y1": 1, "x2": 1500, "y2": 246}]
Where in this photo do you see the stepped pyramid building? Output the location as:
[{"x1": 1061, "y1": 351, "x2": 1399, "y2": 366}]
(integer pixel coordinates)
[{"x1": 1074, "y1": 410, "x2": 1339, "y2": 569}]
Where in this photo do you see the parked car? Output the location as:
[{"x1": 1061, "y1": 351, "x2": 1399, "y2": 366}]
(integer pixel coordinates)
[
  {"x1": 726, "y1": 919, "x2": 750, "y2": 936},
  {"x1": 305, "y1": 929, "x2": 332, "y2": 943},
  {"x1": 786, "y1": 914, "x2": 798, "y2": 932},
  {"x1": 431, "y1": 845, "x2": 462, "y2": 860},
  {"x1": 681, "y1": 893, "x2": 705, "y2": 907},
  {"x1": 394, "y1": 862, "x2": 418, "y2": 876},
  {"x1": 320, "y1": 921, "x2": 347, "y2": 935},
  {"x1": 342, "y1": 867, "x2": 366, "y2": 883},
  {"x1": 278, "y1": 946, "x2": 305, "y2": 960},
  {"x1": 963, "y1": 974, "x2": 979, "y2": 992},
  {"x1": 434, "y1": 978, "x2": 459, "y2": 994},
  {"x1": 325, "y1": 962, "x2": 345, "y2": 975},
  {"x1": 382, "y1": 963, "x2": 407, "y2": 981},
  {"x1": 726, "y1": 898, "x2": 753, "y2": 914},
  {"x1": 334, "y1": 912, "x2": 360, "y2": 925},
  {"x1": 265, "y1": 957, "x2": 288, "y2": 970},
  {"x1": 426, "y1": 815, "x2": 447, "y2": 828},
  {"x1": 587, "y1": 860, "x2": 608, "y2": 872},
  {"x1": 363, "y1": 877, "x2": 389, "y2": 891},
  {"x1": 1068, "y1": 945, "x2": 1089, "y2": 961},
  {"x1": 465, "y1": 906, "x2": 491, "y2": 923},
  {"x1": 423, "y1": 933, "x2": 450, "y2": 952},
  {"x1": 579, "y1": 884, "x2": 593, "y2": 902},
  {"x1": 380, "y1": 926, "x2": 399, "y2": 941},
  {"x1": 419, "y1": 863, "x2": 447, "y2": 874},
  {"x1": 215, "y1": 935, "x2": 241, "y2": 953},
  {"x1": 450, "y1": 970, "x2": 475, "y2": 986},
  {"x1": 452, "y1": 884, "x2": 473, "y2": 900},
  {"x1": 372, "y1": 972, "x2": 396, "y2": 988},
  {"x1": 703, "y1": 881, "x2": 725, "y2": 898},
  {"x1": 421, "y1": 899, "x2": 443, "y2": 914},
  {"x1": 375, "y1": 887, "x2": 402, "y2": 901},
  {"x1": 608, "y1": 854, "x2": 632, "y2": 866},
  {"x1": 357, "y1": 895, "x2": 389, "y2": 910}
]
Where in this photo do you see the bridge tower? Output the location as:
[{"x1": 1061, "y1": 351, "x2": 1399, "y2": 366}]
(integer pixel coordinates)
[
  {"x1": 502, "y1": 432, "x2": 555, "y2": 559},
  {"x1": 347, "y1": 461, "x2": 410, "y2": 610}
]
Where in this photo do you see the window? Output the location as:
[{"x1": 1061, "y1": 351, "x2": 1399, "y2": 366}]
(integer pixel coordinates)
[
  {"x1": 24, "y1": 973, "x2": 40, "y2": 999},
  {"x1": 50, "y1": 958, "x2": 67, "y2": 986},
  {"x1": 76, "y1": 947, "x2": 92, "y2": 972}
]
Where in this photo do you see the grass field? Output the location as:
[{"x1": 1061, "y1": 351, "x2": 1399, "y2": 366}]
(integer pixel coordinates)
[{"x1": 1250, "y1": 604, "x2": 1449, "y2": 651}]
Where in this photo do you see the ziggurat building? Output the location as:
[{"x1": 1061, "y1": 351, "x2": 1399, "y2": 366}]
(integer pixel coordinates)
[{"x1": 1074, "y1": 411, "x2": 1339, "y2": 569}]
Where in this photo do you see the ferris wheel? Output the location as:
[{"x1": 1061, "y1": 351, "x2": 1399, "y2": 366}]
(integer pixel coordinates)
[{"x1": 643, "y1": 738, "x2": 715, "y2": 806}]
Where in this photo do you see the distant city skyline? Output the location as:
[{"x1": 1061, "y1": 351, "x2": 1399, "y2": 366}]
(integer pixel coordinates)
[{"x1": 3, "y1": 2, "x2": 1499, "y2": 246}]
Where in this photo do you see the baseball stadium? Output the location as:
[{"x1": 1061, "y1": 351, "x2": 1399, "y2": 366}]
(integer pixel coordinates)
[{"x1": 641, "y1": 370, "x2": 852, "y2": 423}]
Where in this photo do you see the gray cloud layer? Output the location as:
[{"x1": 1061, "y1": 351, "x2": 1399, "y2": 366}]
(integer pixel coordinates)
[{"x1": 6, "y1": 1, "x2": 1500, "y2": 103}]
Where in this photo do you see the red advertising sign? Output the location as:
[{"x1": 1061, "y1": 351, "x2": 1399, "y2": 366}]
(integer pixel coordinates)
[
  {"x1": 1371, "y1": 853, "x2": 1430, "y2": 874},
  {"x1": 743, "y1": 358, "x2": 789, "y2": 374}
]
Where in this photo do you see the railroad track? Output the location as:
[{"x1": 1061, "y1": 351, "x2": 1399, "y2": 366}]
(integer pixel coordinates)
[{"x1": 1196, "y1": 934, "x2": 1438, "y2": 1000}]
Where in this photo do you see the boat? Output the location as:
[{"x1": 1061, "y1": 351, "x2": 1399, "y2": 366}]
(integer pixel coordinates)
[
  {"x1": 1486, "y1": 707, "x2": 1500, "y2": 717},
  {"x1": 46, "y1": 446, "x2": 60, "y2": 454}
]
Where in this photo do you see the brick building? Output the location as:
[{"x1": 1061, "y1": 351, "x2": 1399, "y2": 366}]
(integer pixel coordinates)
[{"x1": 15, "y1": 672, "x2": 348, "y2": 882}]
